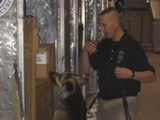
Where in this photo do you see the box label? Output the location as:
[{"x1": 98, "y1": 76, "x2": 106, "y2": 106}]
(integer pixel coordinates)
[{"x1": 36, "y1": 52, "x2": 48, "y2": 64}]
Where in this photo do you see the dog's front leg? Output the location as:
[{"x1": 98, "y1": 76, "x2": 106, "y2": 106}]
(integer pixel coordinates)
[{"x1": 53, "y1": 108, "x2": 68, "y2": 120}]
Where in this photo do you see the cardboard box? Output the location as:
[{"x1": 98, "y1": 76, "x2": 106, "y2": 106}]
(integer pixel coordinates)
[
  {"x1": 36, "y1": 78, "x2": 53, "y2": 120},
  {"x1": 36, "y1": 44, "x2": 55, "y2": 78},
  {"x1": 25, "y1": 17, "x2": 54, "y2": 120}
]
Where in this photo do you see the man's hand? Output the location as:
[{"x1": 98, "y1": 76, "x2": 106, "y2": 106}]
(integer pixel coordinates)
[
  {"x1": 84, "y1": 40, "x2": 98, "y2": 54},
  {"x1": 115, "y1": 66, "x2": 132, "y2": 79}
]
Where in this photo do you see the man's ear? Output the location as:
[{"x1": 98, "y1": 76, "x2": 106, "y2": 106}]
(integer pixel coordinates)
[
  {"x1": 114, "y1": 19, "x2": 119, "y2": 27},
  {"x1": 115, "y1": 23, "x2": 118, "y2": 27},
  {"x1": 74, "y1": 75, "x2": 88, "y2": 86},
  {"x1": 114, "y1": 21, "x2": 119, "y2": 27}
]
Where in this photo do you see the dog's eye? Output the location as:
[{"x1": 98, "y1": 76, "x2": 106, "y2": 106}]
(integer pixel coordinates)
[
  {"x1": 66, "y1": 82, "x2": 73, "y2": 91},
  {"x1": 65, "y1": 73, "x2": 71, "y2": 79}
]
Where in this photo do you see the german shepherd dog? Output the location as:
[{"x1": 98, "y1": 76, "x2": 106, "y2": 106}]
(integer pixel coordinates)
[{"x1": 49, "y1": 71, "x2": 87, "y2": 120}]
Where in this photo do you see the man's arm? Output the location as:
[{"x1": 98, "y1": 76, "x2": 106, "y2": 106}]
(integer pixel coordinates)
[
  {"x1": 79, "y1": 40, "x2": 97, "y2": 75},
  {"x1": 79, "y1": 50, "x2": 93, "y2": 75},
  {"x1": 133, "y1": 70, "x2": 156, "y2": 83},
  {"x1": 114, "y1": 67, "x2": 156, "y2": 83}
]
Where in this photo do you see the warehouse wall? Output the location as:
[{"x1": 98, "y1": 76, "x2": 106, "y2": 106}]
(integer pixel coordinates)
[
  {"x1": 122, "y1": 1, "x2": 160, "y2": 120},
  {"x1": 0, "y1": 0, "x2": 18, "y2": 120},
  {"x1": 123, "y1": 0, "x2": 152, "y2": 43},
  {"x1": 136, "y1": 52, "x2": 160, "y2": 120}
]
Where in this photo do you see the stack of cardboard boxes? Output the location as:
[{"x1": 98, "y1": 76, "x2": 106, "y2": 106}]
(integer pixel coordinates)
[{"x1": 25, "y1": 16, "x2": 54, "y2": 120}]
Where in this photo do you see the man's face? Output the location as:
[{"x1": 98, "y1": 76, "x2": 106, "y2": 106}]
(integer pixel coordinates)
[{"x1": 98, "y1": 14, "x2": 117, "y2": 39}]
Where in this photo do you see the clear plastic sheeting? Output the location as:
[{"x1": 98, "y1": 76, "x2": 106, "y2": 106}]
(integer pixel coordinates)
[
  {"x1": 85, "y1": 0, "x2": 94, "y2": 40},
  {"x1": 26, "y1": 0, "x2": 58, "y2": 44},
  {"x1": 85, "y1": 0, "x2": 106, "y2": 94},
  {"x1": 86, "y1": 0, "x2": 105, "y2": 41},
  {"x1": 0, "y1": 0, "x2": 17, "y2": 119},
  {"x1": 97, "y1": 0, "x2": 106, "y2": 39}
]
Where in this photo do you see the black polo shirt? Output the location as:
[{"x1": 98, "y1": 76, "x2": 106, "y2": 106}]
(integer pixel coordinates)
[{"x1": 89, "y1": 33, "x2": 155, "y2": 100}]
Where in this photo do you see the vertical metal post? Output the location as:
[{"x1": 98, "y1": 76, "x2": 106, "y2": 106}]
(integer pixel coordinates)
[
  {"x1": 88, "y1": 0, "x2": 98, "y2": 94},
  {"x1": 54, "y1": 0, "x2": 65, "y2": 111},
  {"x1": 105, "y1": 0, "x2": 109, "y2": 8},
  {"x1": 93, "y1": 1, "x2": 97, "y2": 40},
  {"x1": 17, "y1": 0, "x2": 25, "y2": 119},
  {"x1": 81, "y1": 0, "x2": 86, "y2": 98},
  {"x1": 99, "y1": 0, "x2": 106, "y2": 38},
  {"x1": 82, "y1": 0, "x2": 86, "y2": 49},
  {"x1": 141, "y1": 0, "x2": 143, "y2": 43},
  {"x1": 65, "y1": 0, "x2": 71, "y2": 72},
  {"x1": 57, "y1": 0, "x2": 65, "y2": 73},
  {"x1": 91, "y1": 0, "x2": 98, "y2": 93},
  {"x1": 72, "y1": 0, "x2": 79, "y2": 74}
]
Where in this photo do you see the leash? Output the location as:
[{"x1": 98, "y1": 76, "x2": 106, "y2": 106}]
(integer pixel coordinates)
[
  {"x1": 86, "y1": 93, "x2": 98, "y2": 110},
  {"x1": 122, "y1": 80, "x2": 132, "y2": 120}
]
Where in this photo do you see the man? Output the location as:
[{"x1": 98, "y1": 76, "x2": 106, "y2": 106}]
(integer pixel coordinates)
[{"x1": 80, "y1": 8, "x2": 156, "y2": 120}]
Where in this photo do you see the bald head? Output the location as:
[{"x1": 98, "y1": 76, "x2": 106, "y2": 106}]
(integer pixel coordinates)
[
  {"x1": 99, "y1": 8, "x2": 121, "y2": 24},
  {"x1": 98, "y1": 8, "x2": 124, "y2": 41}
]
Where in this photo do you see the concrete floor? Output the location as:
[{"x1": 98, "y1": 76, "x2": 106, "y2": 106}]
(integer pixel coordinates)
[{"x1": 136, "y1": 52, "x2": 160, "y2": 120}]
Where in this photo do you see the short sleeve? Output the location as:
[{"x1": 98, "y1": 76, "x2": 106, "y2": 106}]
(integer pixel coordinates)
[{"x1": 128, "y1": 41, "x2": 155, "y2": 73}]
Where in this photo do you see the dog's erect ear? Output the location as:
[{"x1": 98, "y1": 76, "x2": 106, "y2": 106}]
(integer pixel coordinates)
[
  {"x1": 75, "y1": 75, "x2": 88, "y2": 86},
  {"x1": 49, "y1": 71, "x2": 57, "y2": 83}
]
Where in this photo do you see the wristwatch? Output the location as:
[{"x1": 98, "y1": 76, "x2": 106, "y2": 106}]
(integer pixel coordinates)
[{"x1": 130, "y1": 70, "x2": 135, "y2": 79}]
